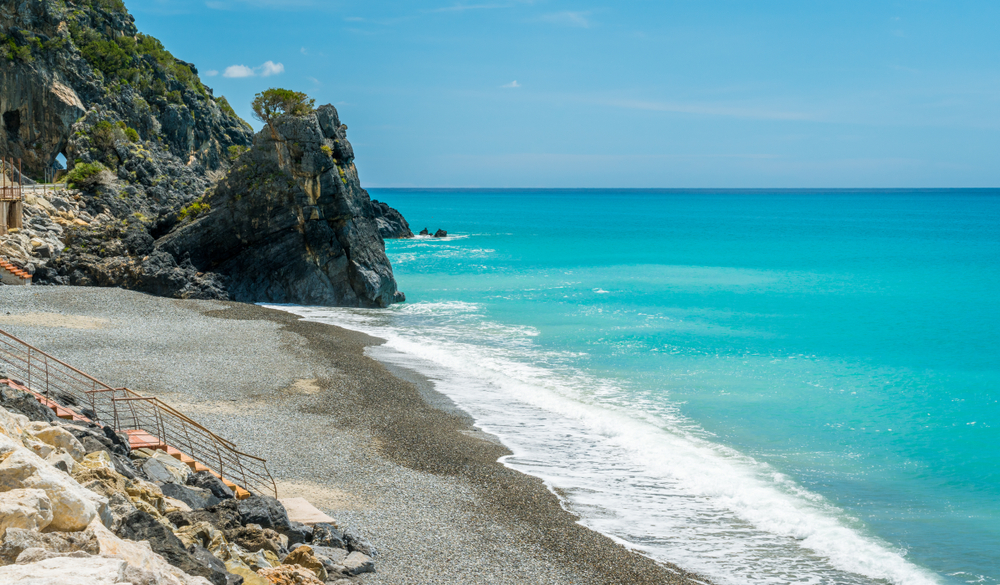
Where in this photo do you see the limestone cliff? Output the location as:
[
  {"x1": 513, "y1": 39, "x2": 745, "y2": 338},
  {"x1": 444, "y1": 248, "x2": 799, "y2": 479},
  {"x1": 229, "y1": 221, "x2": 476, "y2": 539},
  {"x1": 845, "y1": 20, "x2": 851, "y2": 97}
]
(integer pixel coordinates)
[{"x1": 157, "y1": 106, "x2": 403, "y2": 307}]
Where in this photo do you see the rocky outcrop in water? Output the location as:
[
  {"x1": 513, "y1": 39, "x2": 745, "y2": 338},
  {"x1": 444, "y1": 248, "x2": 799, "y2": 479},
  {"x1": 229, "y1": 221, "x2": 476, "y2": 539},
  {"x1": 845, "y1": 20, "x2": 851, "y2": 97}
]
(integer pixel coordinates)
[
  {"x1": 156, "y1": 105, "x2": 404, "y2": 307},
  {"x1": 371, "y1": 200, "x2": 413, "y2": 239}
]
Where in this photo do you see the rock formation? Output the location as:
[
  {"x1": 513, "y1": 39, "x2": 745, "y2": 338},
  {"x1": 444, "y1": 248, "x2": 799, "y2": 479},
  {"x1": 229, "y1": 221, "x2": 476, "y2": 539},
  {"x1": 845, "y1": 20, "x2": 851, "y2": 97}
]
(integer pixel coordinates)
[
  {"x1": 0, "y1": 382, "x2": 377, "y2": 584},
  {"x1": 0, "y1": 0, "x2": 409, "y2": 307},
  {"x1": 157, "y1": 105, "x2": 404, "y2": 307},
  {"x1": 371, "y1": 200, "x2": 413, "y2": 239}
]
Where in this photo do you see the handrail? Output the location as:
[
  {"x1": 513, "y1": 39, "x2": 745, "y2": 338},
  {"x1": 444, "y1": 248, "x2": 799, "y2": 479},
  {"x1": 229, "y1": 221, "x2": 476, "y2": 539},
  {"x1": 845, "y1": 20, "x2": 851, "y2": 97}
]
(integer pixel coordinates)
[{"x1": 0, "y1": 328, "x2": 276, "y2": 497}]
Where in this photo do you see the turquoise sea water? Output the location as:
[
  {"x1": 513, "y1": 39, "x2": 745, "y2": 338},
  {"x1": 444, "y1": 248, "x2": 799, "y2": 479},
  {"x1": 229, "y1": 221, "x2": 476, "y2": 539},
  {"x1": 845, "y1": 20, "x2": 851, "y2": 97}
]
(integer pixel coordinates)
[{"x1": 279, "y1": 189, "x2": 999, "y2": 584}]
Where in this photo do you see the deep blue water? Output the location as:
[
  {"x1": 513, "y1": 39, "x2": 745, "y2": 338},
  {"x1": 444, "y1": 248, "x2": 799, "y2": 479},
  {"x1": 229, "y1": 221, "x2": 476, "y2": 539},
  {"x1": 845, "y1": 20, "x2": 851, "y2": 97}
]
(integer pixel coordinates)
[{"x1": 283, "y1": 189, "x2": 999, "y2": 584}]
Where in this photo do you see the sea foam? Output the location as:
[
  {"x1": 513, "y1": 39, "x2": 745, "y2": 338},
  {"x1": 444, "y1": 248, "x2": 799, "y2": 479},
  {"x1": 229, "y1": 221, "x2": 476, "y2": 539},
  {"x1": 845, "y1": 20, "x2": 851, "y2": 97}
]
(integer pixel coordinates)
[{"x1": 270, "y1": 302, "x2": 941, "y2": 585}]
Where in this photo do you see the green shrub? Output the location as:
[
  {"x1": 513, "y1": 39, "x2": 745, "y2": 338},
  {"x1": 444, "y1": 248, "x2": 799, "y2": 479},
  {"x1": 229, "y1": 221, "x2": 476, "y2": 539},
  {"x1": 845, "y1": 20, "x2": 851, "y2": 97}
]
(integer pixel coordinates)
[
  {"x1": 227, "y1": 145, "x2": 248, "y2": 161},
  {"x1": 65, "y1": 161, "x2": 109, "y2": 189},
  {"x1": 177, "y1": 199, "x2": 211, "y2": 221},
  {"x1": 321, "y1": 145, "x2": 333, "y2": 158}
]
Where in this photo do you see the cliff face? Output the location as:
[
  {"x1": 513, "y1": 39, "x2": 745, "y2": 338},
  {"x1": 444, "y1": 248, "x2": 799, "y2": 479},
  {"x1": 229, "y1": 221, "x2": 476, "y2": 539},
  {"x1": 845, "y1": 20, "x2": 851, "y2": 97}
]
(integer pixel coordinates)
[
  {"x1": 157, "y1": 106, "x2": 403, "y2": 307},
  {"x1": 0, "y1": 0, "x2": 252, "y2": 179},
  {"x1": 1, "y1": 0, "x2": 407, "y2": 307},
  {"x1": 372, "y1": 200, "x2": 414, "y2": 239}
]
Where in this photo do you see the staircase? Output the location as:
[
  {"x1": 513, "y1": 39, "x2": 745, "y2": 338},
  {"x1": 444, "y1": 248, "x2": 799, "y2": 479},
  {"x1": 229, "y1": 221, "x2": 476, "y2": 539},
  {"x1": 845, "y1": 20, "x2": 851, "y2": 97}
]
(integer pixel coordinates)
[
  {"x1": 0, "y1": 258, "x2": 31, "y2": 286},
  {"x1": 0, "y1": 329, "x2": 272, "y2": 499}
]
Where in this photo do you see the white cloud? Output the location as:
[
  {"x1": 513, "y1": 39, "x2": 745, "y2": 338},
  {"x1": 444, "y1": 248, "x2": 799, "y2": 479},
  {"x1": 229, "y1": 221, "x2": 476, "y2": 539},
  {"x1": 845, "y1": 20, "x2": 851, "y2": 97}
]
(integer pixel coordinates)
[
  {"x1": 222, "y1": 61, "x2": 285, "y2": 79},
  {"x1": 300, "y1": 47, "x2": 309, "y2": 55},
  {"x1": 259, "y1": 61, "x2": 285, "y2": 77},
  {"x1": 204, "y1": 70, "x2": 219, "y2": 77},
  {"x1": 502, "y1": 80, "x2": 521, "y2": 88},
  {"x1": 223, "y1": 64, "x2": 256, "y2": 78}
]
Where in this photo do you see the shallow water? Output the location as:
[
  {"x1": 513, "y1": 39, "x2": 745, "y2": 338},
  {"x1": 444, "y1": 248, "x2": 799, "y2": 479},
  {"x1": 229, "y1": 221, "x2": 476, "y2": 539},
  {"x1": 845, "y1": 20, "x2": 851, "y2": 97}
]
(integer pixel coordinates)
[{"x1": 273, "y1": 189, "x2": 999, "y2": 585}]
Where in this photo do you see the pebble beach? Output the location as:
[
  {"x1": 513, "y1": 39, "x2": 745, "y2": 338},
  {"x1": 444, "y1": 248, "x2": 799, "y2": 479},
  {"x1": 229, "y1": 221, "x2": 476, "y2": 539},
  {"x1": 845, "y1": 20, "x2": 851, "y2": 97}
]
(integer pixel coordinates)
[{"x1": 0, "y1": 286, "x2": 710, "y2": 585}]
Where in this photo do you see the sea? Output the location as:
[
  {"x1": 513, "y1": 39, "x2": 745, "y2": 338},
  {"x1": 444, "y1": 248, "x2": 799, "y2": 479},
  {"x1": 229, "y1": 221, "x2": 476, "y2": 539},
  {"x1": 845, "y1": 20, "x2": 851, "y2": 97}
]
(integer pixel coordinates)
[{"x1": 270, "y1": 189, "x2": 999, "y2": 585}]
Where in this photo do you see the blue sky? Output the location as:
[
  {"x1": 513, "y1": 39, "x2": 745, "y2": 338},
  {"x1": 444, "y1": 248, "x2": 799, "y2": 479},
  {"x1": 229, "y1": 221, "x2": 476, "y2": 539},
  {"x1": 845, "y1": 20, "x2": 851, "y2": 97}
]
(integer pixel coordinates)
[{"x1": 132, "y1": 1, "x2": 1000, "y2": 188}]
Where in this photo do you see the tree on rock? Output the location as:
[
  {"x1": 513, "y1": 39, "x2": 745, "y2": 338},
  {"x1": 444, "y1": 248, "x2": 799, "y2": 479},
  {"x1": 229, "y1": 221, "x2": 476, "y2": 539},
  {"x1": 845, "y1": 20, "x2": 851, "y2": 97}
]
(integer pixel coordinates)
[{"x1": 251, "y1": 89, "x2": 316, "y2": 140}]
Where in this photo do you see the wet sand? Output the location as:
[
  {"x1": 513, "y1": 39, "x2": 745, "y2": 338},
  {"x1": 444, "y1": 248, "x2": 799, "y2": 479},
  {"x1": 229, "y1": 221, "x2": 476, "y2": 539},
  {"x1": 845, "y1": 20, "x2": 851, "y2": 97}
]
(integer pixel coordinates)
[{"x1": 0, "y1": 287, "x2": 712, "y2": 585}]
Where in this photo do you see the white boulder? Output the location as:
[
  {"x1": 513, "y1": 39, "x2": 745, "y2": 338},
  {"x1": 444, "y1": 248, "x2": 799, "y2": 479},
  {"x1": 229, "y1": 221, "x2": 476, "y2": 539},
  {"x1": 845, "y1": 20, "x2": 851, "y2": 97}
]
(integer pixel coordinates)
[
  {"x1": 0, "y1": 554, "x2": 127, "y2": 584},
  {"x1": 25, "y1": 424, "x2": 86, "y2": 462},
  {"x1": 0, "y1": 488, "x2": 53, "y2": 538},
  {"x1": 0, "y1": 448, "x2": 105, "y2": 532}
]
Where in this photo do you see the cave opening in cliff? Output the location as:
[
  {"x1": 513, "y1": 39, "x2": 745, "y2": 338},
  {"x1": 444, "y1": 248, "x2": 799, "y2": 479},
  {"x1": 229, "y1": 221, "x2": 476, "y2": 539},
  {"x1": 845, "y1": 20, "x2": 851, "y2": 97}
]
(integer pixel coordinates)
[{"x1": 2, "y1": 110, "x2": 20, "y2": 140}]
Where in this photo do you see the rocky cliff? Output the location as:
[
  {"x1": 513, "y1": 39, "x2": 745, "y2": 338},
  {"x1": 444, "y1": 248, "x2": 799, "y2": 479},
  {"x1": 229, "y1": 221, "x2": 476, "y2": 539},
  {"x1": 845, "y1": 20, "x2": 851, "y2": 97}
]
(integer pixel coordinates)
[
  {"x1": 0, "y1": 0, "x2": 409, "y2": 307},
  {"x1": 157, "y1": 106, "x2": 403, "y2": 307},
  {"x1": 371, "y1": 200, "x2": 413, "y2": 239}
]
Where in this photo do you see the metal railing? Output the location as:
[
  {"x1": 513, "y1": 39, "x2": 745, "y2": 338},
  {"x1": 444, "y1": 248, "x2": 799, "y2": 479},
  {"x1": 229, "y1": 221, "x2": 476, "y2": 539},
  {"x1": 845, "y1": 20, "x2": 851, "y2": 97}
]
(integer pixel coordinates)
[
  {"x1": 0, "y1": 328, "x2": 276, "y2": 497},
  {"x1": 1, "y1": 157, "x2": 22, "y2": 202}
]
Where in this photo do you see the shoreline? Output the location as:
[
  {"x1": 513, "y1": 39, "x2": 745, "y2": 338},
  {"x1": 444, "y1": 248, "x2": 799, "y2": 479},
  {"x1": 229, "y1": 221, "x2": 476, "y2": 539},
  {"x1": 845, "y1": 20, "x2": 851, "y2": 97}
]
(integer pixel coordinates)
[{"x1": 0, "y1": 286, "x2": 712, "y2": 585}]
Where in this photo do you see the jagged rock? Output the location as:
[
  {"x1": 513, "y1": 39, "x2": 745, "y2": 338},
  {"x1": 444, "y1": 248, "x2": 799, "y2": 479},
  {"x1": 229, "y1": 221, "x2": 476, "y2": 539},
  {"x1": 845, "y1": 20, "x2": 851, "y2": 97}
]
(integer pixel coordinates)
[
  {"x1": 256, "y1": 565, "x2": 324, "y2": 585},
  {"x1": 371, "y1": 200, "x2": 414, "y2": 238},
  {"x1": 311, "y1": 524, "x2": 345, "y2": 549},
  {"x1": 281, "y1": 546, "x2": 327, "y2": 581},
  {"x1": 0, "y1": 527, "x2": 100, "y2": 565},
  {"x1": 160, "y1": 482, "x2": 221, "y2": 510},
  {"x1": 86, "y1": 519, "x2": 215, "y2": 585},
  {"x1": 0, "y1": 488, "x2": 53, "y2": 537},
  {"x1": 227, "y1": 526, "x2": 284, "y2": 557},
  {"x1": 189, "y1": 545, "x2": 242, "y2": 585},
  {"x1": 25, "y1": 422, "x2": 86, "y2": 462},
  {"x1": 343, "y1": 531, "x2": 377, "y2": 558},
  {"x1": 115, "y1": 509, "x2": 233, "y2": 585},
  {"x1": 0, "y1": 385, "x2": 56, "y2": 423},
  {"x1": 0, "y1": 554, "x2": 129, "y2": 584},
  {"x1": 141, "y1": 452, "x2": 192, "y2": 485},
  {"x1": 173, "y1": 522, "x2": 227, "y2": 555},
  {"x1": 236, "y1": 496, "x2": 291, "y2": 534},
  {"x1": 0, "y1": 447, "x2": 104, "y2": 532},
  {"x1": 308, "y1": 545, "x2": 347, "y2": 565},
  {"x1": 157, "y1": 105, "x2": 402, "y2": 307},
  {"x1": 282, "y1": 522, "x2": 311, "y2": 547},
  {"x1": 188, "y1": 470, "x2": 234, "y2": 501},
  {"x1": 225, "y1": 562, "x2": 270, "y2": 585},
  {"x1": 168, "y1": 499, "x2": 242, "y2": 531},
  {"x1": 433, "y1": 229, "x2": 448, "y2": 238},
  {"x1": 419, "y1": 228, "x2": 429, "y2": 236},
  {"x1": 341, "y1": 551, "x2": 374, "y2": 575}
]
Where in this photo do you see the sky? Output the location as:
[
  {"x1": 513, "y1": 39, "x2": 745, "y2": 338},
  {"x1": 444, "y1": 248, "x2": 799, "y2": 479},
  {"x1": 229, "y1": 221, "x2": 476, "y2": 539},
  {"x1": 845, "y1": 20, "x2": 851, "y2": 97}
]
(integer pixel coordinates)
[{"x1": 131, "y1": 1, "x2": 1000, "y2": 188}]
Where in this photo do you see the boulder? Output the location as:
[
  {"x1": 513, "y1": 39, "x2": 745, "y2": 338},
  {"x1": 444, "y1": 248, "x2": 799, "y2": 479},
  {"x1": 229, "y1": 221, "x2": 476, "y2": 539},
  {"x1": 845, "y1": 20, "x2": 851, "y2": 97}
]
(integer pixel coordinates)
[
  {"x1": 281, "y1": 545, "x2": 327, "y2": 581},
  {"x1": 174, "y1": 521, "x2": 227, "y2": 555},
  {"x1": 309, "y1": 545, "x2": 347, "y2": 565},
  {"x1": 141, "y1": 453, "x2": 192, "y2": 485},
  {"x1": 282, "y1": 522, "x2": 311, "y2": 547},
  {"x1": 342, "y1": 551, "x2": 375, "y2": 575},
  {"x1": 189, "y1": 545, "x2": 242, "y2": 585},
  {"x1": 115, "y1": 510, "x2": 232, "y2": 585},
  {"x1": 0, "y1": 527, "x2": 100, "y2": 565},
  {"x1": 236, "y1": 496, "x2": 291, "y2": 533},
  {"x1": 0, "y1": 554, "x2": 128, "y2": 584},
  {"x1": 0, "y1": 488, "x2": 53, "y2": 537},
  {"x1": 25, "y1": 423, "x2": 86, "y2": 462},
  {"x1": 419, "y1": 228, "x2": 429, "y2": 236},
  {"x1": 0, "y1": 385, "x2": 56, "y2": 423},
  {"x1": 344, "y1": 530, "x2": 377, "y2": 557},
  {"x1": 188, "y1": 471, "x2": 234, "y2": 500},
  {"x1": 311, "y1": 523, "x2": 346, "y2": 549},
  {"x1": 0, "y1": 447, "x2": 104, "y2": 532},
  {"x1": 256, "y1": 565, "x2": 324, "y2": 585},
  {"x1": 168, "y1": 499, "x2": 243, "y2": 532},
  {"x1": 160, "y1": 482, "x2": 221, "y2": 510},
  {"x1": 433, "y1": 229, "x2": 448, "y2": 238},
  {"x1": 86, "y1": 519, "x2": 214, "y2": 585},
  {"x1": 225, "y1": 561, "x2": 270, "y2": 585},
  {"x1": 45, "y1": 451, "x2": 78, "y2": 474},
  {"x1": 228, "y1": 526, "x2": 284, "y2": 556}
]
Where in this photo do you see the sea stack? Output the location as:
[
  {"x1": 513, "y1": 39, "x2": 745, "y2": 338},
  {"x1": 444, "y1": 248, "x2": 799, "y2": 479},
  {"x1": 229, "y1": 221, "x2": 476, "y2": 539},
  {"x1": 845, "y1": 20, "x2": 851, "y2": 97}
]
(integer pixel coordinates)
[{"x1": 158, "y1": 105, "x2": 404, "y2": 307}]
